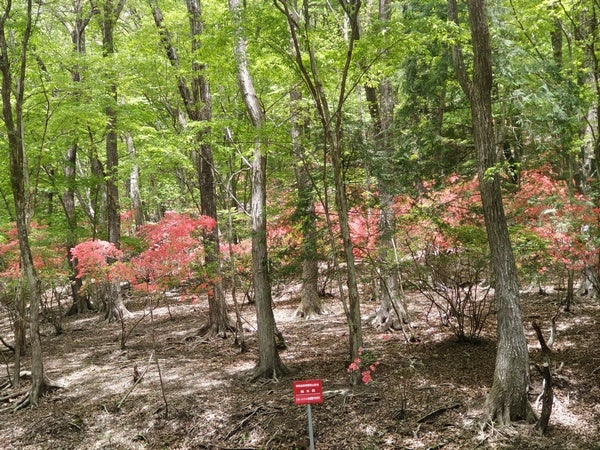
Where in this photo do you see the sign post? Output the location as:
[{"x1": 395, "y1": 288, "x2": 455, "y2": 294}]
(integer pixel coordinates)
[{"x1": 293, "y1": 379, "x2": 323, "y2": 450}]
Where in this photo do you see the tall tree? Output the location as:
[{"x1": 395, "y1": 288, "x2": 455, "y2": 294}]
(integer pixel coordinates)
[
  {"x1": 58, "y1": 0, "x2": 96, "y2": 315},
  {"x1": 100, "y1": 0, "x2": 132, "y2": 321},
  {"x1": 229, "y1": 0, "x2": 289, "y2": 379},
  {"x1": 276, "y1": 0, "x2": 364, "y2": 362},
  {"x1": 364, "y1": 0, "x2": 410, "y2": 333},
  {"x1": 290, "y1": 85, "x2": 323, "y2": 319},
  {"x1": 448, "y1": 0, "x2": 534, "y2": 424},
  {"x1": 124, "y1": 132, "x2": 144, "y2": 228},
  {"x1": 0, "y1": 0, "x2": 49, "y2": 405},
  {"x1": 149, "y1": 0, "x2": 233, "y2": 336}
]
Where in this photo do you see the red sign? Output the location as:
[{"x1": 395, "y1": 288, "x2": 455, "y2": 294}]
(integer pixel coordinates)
[{"x1": 293, "y1": 379, "x2": 323, "y2": 405}]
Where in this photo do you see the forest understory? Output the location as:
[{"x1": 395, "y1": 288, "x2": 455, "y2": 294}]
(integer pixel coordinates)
[{"x1": 0, "y1": 283, "x2": 599, "y2": 450}]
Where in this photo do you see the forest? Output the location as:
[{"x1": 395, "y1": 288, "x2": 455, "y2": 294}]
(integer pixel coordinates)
[{"x1": 0, "y1": 0, "x2": 599, "y2": 448}]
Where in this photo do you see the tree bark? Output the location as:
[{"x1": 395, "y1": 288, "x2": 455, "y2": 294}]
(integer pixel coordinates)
[
  {"x1": 290, "y1": 87, "x2": 323, "y2": 319},
  {"x1": 230, "y1": 0, "x2": 288, "y2": 379},
  {"x1": 186, "y1": 0, "x2": 233, "y2": 337},
  {"x1": 0, "y1": 0, "x2": 48, "y2": 405},
  {"x1": 448, "y1": 0, "x2": 534, "y2": 424},
  {"x1": 101, "y1": 0, "x2": 132, "y2": 322},
  {"x1": 60, "y1": 2, "x2": 96, "y2": 316},
  {"x1": 65, "y1": 142, "x2": 92, "y2": 316},
  {"x1": 125, "y1": 133, "x2": 144, "y2": 229},
  {"x1": 363, "y1": 1, "x2": 410, "y2": 332}
]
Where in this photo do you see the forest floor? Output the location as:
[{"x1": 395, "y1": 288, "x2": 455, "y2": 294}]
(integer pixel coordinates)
[{"x1": 0, "y1": 281, "x2": 599, "y2": 450}]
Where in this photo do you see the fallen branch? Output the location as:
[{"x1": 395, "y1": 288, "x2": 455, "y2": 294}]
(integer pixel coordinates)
[
  {"x1": 416, "y1": 402, "x2": 461, "y2": 423},
  {"x1": 224, "y1": 404, "x2": 283, "y2": 441},
  {"x1": 225, "y1": 406, "x2": 261, "y2": 440}
]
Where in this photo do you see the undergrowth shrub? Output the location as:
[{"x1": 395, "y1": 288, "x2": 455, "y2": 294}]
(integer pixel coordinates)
[{"x1": 405, "y1": 225, "x2": 493, "y2": 343}]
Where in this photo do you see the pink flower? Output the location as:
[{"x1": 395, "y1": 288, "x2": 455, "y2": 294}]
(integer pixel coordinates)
[
  {"x1": 362, "y1": 370, "x2": 372, "y2": 384},
  {"x1": 347, "y1": 362, "x2": 359, "y2": 372}
]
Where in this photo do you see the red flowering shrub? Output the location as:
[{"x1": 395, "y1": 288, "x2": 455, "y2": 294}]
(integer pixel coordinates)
[
  {"x1": 70, "y1": 240, "x2": 124, "y2": 280},
  {"x1": 71, "y1": 212, "x2": 218, "y2": 295},
  {"x1": 127, "y1": 212, "x2": 216, "y2": 292}
]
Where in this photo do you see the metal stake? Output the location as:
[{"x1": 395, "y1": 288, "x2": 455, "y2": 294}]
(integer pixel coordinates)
[{"x1": 307, "y1": 404, "x2": 315, "y2": 450}]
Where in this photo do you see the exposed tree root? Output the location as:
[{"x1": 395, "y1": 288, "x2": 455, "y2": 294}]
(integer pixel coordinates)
[
  {"x1": 250, "y1": 362, "x2": 290, "y2": 383},
  {"x1": 196, "y1": 319, "x2": 237, "y2": 339},
  {"x1": 294, "y1": 305, "x2": 328, "y2": 320},
  {"x1": 0, "y1": 378, "x2": 11, "y2": 391},
  {"x1": 0, "y1": 388, "x2": 27, "y2": 403},
  {"x1": 485, "y1": 395, "x2": 537, "y2": 426},
  {"x1": 367, "y1": 307, "x2": 417, "y2": 342},
  {"x1": 0, "y1": 374, "x2": 63, "y2": 412}
]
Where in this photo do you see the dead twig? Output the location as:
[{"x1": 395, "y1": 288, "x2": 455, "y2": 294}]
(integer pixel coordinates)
[
  {"x1": 117, "y1": 352, "x2": 153, "y2": 410},
  {"x1": 150, "y1": 308, "x2": 169, "y2": 418},
  {"x1": 417, "y1": 403, "x2": 462, "y2": 423},
  {"x1": 225, "y1": 406, "x2": 261, "y2": 440}
]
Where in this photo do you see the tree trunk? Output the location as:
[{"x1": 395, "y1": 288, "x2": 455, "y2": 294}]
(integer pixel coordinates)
[
  {"x1": 276, "y1": 0, "x2": 364, "y2": 363},
  {"x1": 13, "y1": 283, "x2": 26, "y2": 388},
  {"x1": 187, "y1": 0, "x2": 233, "y2": 337},
  {"x1": 0, "y1": 0, "x2": 48, "y2": 404},
  {"x1": 150, "y1": 0, "x2": 233, "y2": 335},
  {"x1": 63, "y1": 6, "x2": 95, "y2": 315},
  {"x1": 101, "y1": 0, "x2": 131, "y2": 322},
  {"x1": 64, "y1": 142, "x2": 91, "y2": 316},
  {"x1": 290, "y1": 87, "x2": 323, "y2": 319},
  {"x1": 364, "y1": 0, "x2": 410, "y2": 331},
  {"x1": 449, "y1": 0, "x2": 534, "y2": 424},
  {"x1": 230, "y1": 0, "x2": 288, "y2": 379},
  {"x1": 125, "y1": 133, "x2": 144, "y2": 229}
]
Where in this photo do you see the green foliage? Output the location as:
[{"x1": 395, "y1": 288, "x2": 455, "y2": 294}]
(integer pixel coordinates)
[{"x1": 511, "y1": 225, "x2": 550, "y2": 284}]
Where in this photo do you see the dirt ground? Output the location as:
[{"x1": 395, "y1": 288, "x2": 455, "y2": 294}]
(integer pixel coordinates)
[{"x1": 0, "y1": 282, "x2": 599, "y2": 450}]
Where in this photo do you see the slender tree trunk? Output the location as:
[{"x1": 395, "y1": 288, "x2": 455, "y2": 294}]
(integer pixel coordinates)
[
  {"x1": 276, "y1": 0, "x2": 364, "y2": 363},
  {"x1": 449, "y1": 0, "x2": 534, "y2": 424},
  {"x1": 290, "y1": 87, "x2": 323, "y2": 319},
  {"x1": 363, "y1": 1, "x2": 410, "y2": 332},
  {"x1": 149, "y1": 0, "x2": 232, "y2": 335},
  {"x1": 230, "y1": 0, "x2": 288, "y2": 379},
  {"x1": 101, "y1": 0, "x2": 132, "y2": 322},
  {"x1": 187, "y1": 0, "x2": 232, "y2": 337},
  {"x1": 125, "y1": 133, "x2": 144, "y2": 229},
  {"x1": 0, "y1": 0, "x2": 48, "y2": 404},
  {"x1": 13, "y1": 284, "x2": 26, "y2": 388},
  {"x1": 65, "y1": 142, "x2": 92, "y2": 316},
  {"x1": 62, "y1": 4, "x2": 95, "y2": 316}
]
